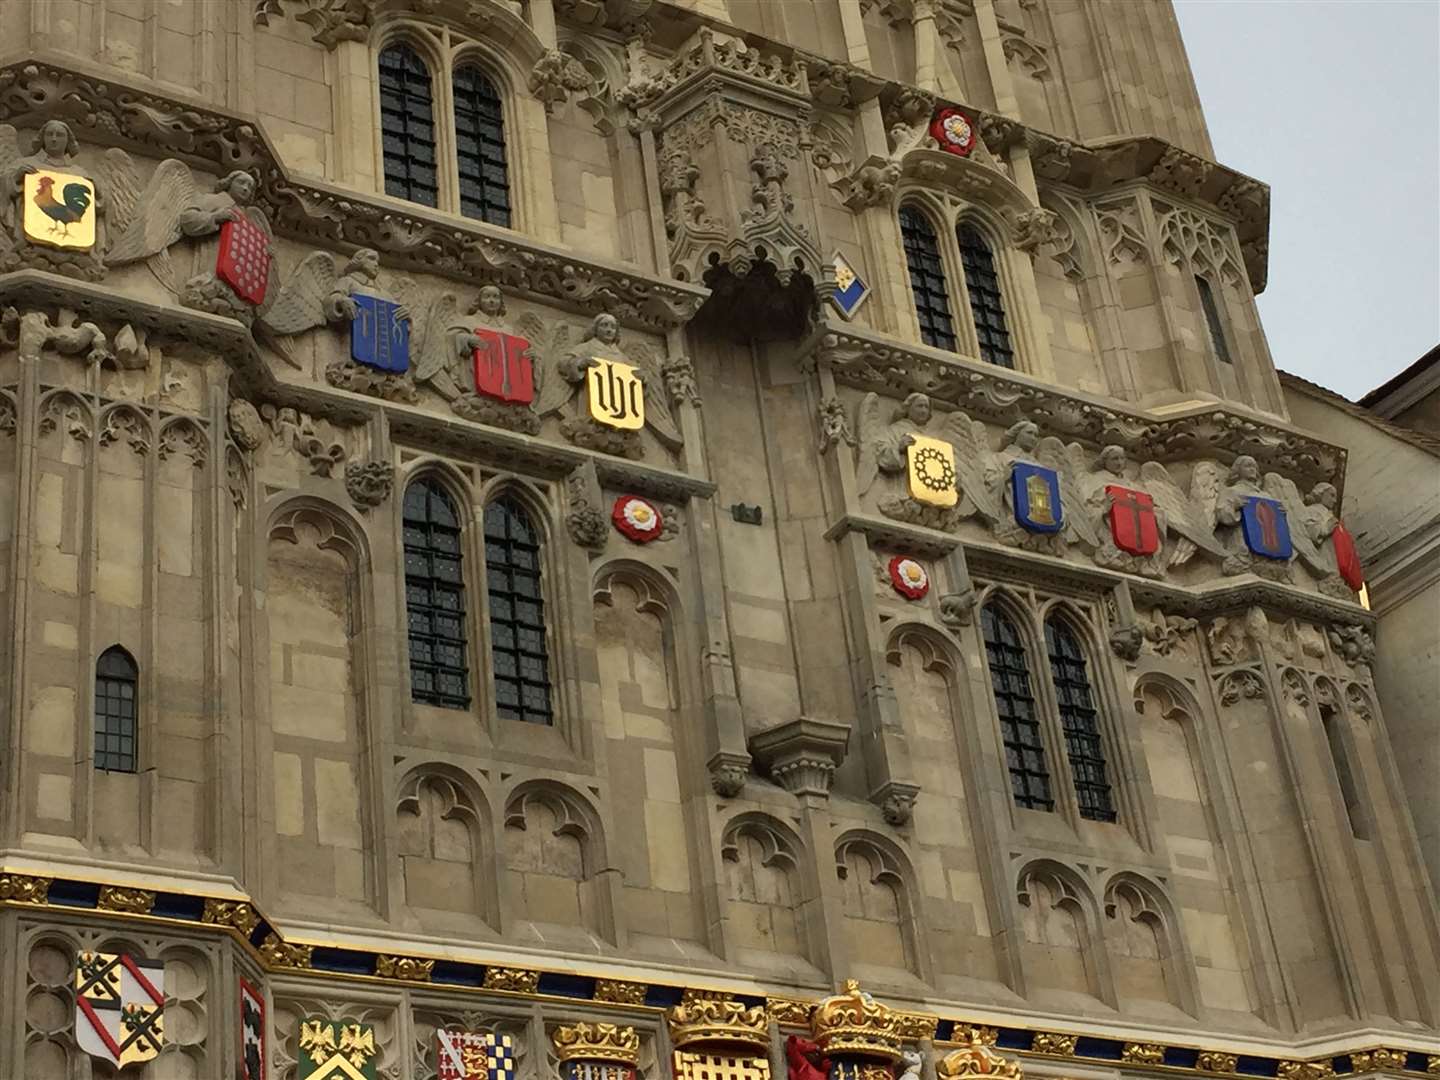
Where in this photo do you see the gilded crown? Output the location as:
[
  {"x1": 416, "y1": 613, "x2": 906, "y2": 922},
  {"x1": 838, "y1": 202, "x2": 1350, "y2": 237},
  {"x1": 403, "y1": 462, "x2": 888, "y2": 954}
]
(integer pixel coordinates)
[
  {"x1": 810, "y1": 980, "x2": 903, "y2": 1063},
  {"x1": 552, "y1": 1023, "x2": 641, "y2": 1067},
  {"x1": 667, "y1": 990, "x2": 770, "y2": 1052}
]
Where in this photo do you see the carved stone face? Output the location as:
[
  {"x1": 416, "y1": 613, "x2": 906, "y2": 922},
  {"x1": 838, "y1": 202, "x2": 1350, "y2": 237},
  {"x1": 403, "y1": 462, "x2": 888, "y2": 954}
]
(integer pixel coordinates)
[
  {"x1": 906, "y1": 396, "x2": 931, "y2": 427},
  {"x1": 594, "y1": 314, "x2": 619, "y2": 345},
  {"x1": 40, "y1": 121, "x2": 71, "y2": 159},
  {"x1": 1233, "y1": 456, "x2": 1259, "y2": 484},
  {"x1": 1014, "y1": 422, "x2": 1039, "y2": 452},
  {"x1": 353, "y1": 249, "x2": 380, "y2": 279},
  {"x1": 478, "y1": 286, "x2": 504, "y2": 317},
  {"x1": 1311, "y1": 483, "x2": 1337, "y2": 511},
  {"x1": 1100, "y1": 446, "x2": 1126, "y2": 475},
  {"x1": 229, "y1": 172, "x2": 257, "y2": 204}
]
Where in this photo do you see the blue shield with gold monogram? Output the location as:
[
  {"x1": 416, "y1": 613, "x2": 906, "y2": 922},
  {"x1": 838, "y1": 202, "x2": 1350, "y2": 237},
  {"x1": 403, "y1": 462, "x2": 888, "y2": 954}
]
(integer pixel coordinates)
[
  {"x1": 351, "y1": 294, "x2": 410, "y2": 374},
  {"x1": 1241, "y1": 496, "x2": 1292, "y2": 559},
  {"x1": 1011, "y1": 462, "x2": 1063, "y2": 534}
]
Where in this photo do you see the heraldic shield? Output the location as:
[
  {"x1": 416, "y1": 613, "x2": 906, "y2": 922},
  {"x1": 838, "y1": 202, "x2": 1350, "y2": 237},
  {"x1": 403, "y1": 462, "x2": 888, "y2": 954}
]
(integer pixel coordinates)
[
  {"x1": 1332, "y1": 521, "x2": 1364, "y2": 591},
  {"x1": 351, "y1": 295, "x2": 411, "y2": 374},
  {"x1": 1241, "y1": 496, "x2": 1292, "y2": 560},
  {"x1": 437, "y1": 1029, "x2": 517, "y2": 1080},
  {"x1": 23, "y1": 170, "x2": 96, "y2": 249},
  {"x1": 299, "y1": 1017, "x2": 379, "y2": 1080},
  {"x1": 1012, "y1": 463, "x2": 1063, "y2": 533},
  {"x1": 906, "y1": 435, "x2": 959, "y2": 507},
  {"x1": 75, "y1": 950, "x2": 166, "y2": 1068},
  {"x1": 1106, "y1": 484, "x2": 1160, "y2": 556},
  {"x1": 240, "y1": 977, "x2": 266, "y2": 1080},
  {"x1": 473, "y1": 330, "x2": 535, "y2": 404},
  {"x1": 218, "y1": 216, "x2": 272, "y2": 306},
  {"x1": 587, "y1": 358, "x2": 645, "y2": 430}
]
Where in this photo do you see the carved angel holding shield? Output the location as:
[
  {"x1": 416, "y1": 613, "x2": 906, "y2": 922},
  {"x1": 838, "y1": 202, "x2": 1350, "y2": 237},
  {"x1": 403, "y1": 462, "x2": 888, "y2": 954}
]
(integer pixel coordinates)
[
  {"x1": 0, "y1": 120, "x2": 106, "y2": 278},
  {"x1": 256, "y1": 247, "x2": 388, "y2": 368},
  {"x1": 981, "y1": 420, "x2": 1098, "y2": 556},
  {"x1": 1262, "y1": 475, "x2": 1356, "y2": 596},
  {"x1": 855, "y1": 392, "x2": 984, "y2": 532}
]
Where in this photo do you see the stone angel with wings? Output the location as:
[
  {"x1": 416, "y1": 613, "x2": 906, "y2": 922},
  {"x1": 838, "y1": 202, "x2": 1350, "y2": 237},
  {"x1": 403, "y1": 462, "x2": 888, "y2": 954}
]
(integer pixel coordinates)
[
  {"x1": 255, "y1": 247, "x2": 397, "y2": 371},
  {"x1": 1262, "y1": 474, "x2": 1357, "y2": 597},
  {"x1": 982, "y1": 420, "x2": 1098, "y2": 556},
  {"x1": 0, "y1": 120, "x2": 106, "y2": 278},
  {"x1": 104, "y1": 151, "x2": 275, "y2": 320}
]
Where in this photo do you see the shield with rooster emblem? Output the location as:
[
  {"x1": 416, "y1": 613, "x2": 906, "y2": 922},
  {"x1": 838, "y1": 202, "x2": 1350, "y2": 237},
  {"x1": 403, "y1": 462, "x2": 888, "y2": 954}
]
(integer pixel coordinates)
[{"x1": 23, "y1": 170, "x2": 96, "y2": 249}]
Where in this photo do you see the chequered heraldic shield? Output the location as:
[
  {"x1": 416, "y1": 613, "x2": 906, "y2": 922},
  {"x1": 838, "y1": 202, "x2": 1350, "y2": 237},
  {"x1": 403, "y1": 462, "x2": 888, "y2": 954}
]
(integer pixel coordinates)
[
  {"x1": 217, "y1": 215, "x2": 272, "y2": 306},
  {"x1": 1331, "y1": 521, "x2": 1364, "y2": 591},
  {"x1": 1105, "y1": 484, "x2": 1160, "y2": 556},
  {"x1": 586, "y1": 358, "x2": 645, "y2": 430},
  {"x1": 472, "y1": 329, "x2": 535, "y2": 404},
  {"x1": 567, "y1": 1061, "x2": 638, "y2": 1080},
  {"x1": 1240, "y1": 496, "x2": 1292, "y2": 560},
  {"x1": 74, "y1": 951, "x2": 166, "y2": 1068},
  {"x1": 436, "y1": 1030, "x2": 517, "y2": 1080},
  {"x1": 299, "y1": 1017, "x2": 379, "y2": 1080},
  {"x1": 674, "y1": 1049, "x2": 771, "y2": 1080},
  {"x1": 350, "y1": 294, "x2": 411, "y2": 374},
  {"x1": 906, "y1": 435, "x2": 959, "y2": 507},
  {"x1": 1011, "y1": 462, "x2": 1063, "y2": 533},
  {"x1": 240, "y1": 977, "x2": 266, "y2": 1080},
  {"x1": 23, "y1": 170, "x2": 96, "y2": 249}
]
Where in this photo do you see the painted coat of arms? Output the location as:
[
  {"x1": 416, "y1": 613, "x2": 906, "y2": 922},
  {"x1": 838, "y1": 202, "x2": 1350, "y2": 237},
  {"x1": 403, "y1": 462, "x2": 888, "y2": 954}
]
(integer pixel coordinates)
[
  {"x1": 23, "y1": 169, "x2": 96, "y2": 248},
  {"x1": 299, "y1": 1017, "x2": 379, "y2": 1080},
  {"x1": 351, "y1": 294, "x2": 411, "y2": 374},
  {"x1": 587, "y1": 357, "x2": 645, "y2": 430},
  {"x1": 906, "y1": 434, "x2": 959, "y2": 507},
  {"x1": 217, "y1": 215, "x2": 273, "y2": 306},
  {"x1": 240, "y1": 977, "x2": 266, "y2": 1080},
  {"x1": 437, "y1": 1029, "x2": 517, "y2": 1080},
  {"x1": 1011, "y1": 462, "x2": 1063, "y2": 533},
  {"x1": 75, "y1": 951, "x2": 165, "y2": 1068},
  {"x1": 1240, "y1": 496, "x2": 1292, "y2": 559},
  {"x1": 1331, "y1": 521, "x2": 1364, "y2": 591},
  {"x1": 473, "y1": 330, "x2": 535, "y2": 404},
  {"x1": 1105, "y1": 484, "x2": 1160, "y2": 556}
]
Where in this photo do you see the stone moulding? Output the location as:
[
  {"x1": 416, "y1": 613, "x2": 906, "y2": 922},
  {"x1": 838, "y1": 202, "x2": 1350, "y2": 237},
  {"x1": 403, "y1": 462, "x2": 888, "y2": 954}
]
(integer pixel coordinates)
[
  {"x1": 0, "y1": 865, "x2": 1431, "y2": 1079},
  {"x1": 0, "y1": 57, "x2": 707, "y2": 332},
  {"x1": 805, "y1": 321, "x2": 1346, "y2": 495}
]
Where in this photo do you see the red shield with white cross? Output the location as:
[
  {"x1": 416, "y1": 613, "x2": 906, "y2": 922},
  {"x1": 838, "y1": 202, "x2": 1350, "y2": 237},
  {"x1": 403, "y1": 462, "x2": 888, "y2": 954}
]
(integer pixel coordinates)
[
  {"x1": 216, "y1": 215, "x2": 272, "y2": 306},
  {"x1": 472, "y1": 330, "x2": 535, "y2": 404},
  {"x1": 1106, "y1": 485, "x2": 1160, "y2": 556}
]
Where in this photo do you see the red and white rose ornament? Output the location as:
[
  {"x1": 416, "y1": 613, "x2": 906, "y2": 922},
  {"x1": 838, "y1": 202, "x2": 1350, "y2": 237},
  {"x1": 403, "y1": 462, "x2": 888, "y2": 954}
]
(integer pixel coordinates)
[
  {"x1": 929, "y1": 107, "x2": 977, "y2": 157},
  {"x1": 888, "y1": 556, "x2": 930, "y2": 600},
  {"x1": 612, "y1": 495, "x2": 663, "y2": 543}
]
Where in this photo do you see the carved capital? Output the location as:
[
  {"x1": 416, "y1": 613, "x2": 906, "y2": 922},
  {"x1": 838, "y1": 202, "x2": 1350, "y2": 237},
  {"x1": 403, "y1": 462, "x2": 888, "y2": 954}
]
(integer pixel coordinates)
[
  {"x1": 707, "y1": 751, "x2": 752, "y2": 797},
  {"x1": 875, "y1": 781, "x2": 920, "y2": 826},
  {"x1": 748, "y1": 716, "x2": 850, "y2": 798}
]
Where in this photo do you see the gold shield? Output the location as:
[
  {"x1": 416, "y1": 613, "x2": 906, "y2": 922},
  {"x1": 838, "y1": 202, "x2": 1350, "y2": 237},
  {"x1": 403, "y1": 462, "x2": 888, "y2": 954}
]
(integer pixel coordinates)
[
  {"x1": 587, "y1": 358, "x2": 645, "y2": 430},
  {"x1": 907, "y1": 435, "x2": 958, "y2": 506},
  {"x1": 23, "y1": 170, "x2": 97, "y2": 249}
]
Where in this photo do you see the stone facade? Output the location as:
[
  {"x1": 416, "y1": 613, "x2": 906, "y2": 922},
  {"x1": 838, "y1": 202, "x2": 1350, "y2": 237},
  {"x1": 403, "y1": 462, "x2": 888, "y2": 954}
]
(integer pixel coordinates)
[{"x1": 0, "y1": 2, "x2": 1436, "y2": 1080}]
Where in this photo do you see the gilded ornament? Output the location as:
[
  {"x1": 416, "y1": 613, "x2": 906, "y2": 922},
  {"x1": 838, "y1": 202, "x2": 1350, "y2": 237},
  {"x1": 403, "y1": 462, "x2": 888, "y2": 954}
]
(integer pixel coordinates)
[
  {"x1": 0, "y1": 872, "x2": 52, "y2": 904},
  {"x1": 258, "y1": 932, "x2": 313, "y2": 969},
  {"x1": 552, "y1": 1022, "x2": 642, "y2": 1066},
  {"x1": 97, "y1": 885, "x2": 157, "y2": 915},
  {"x1": 1029, "y1": 1033, "x2": 1076, "y2": 1057},
  {"x1": 767, "y1": 998, "x2": 813, "y2": 1027},
  {"x1": 595, "y1": 979, "x2": 649, "y2": 1006},
  {"x1": 374, "y1": 954, "x2": 434, "y2": 982},
  {"x1": 1278, "y1": 1063, "x2": 1334, "y2": 1080},
  {"x1": 483, "y1": 965, "x2": 540, "y2": 993},
  {"x1": 937, "y1": 1029, "x2": 1021, "y2": 1080},
  {"x1": 1350, "y1": 1051, "x2": 1406, "y2": 1074},
  {"x1": 810, "y1": 980, "x2": 903, "y2": 1064},
  {"x1": 668, "y1": 990, "x2": 769, "y2": 1051},
  {"x1": 201, "y1": 898, "x2": 260, "y2": 936},
  {"x1": 1123, "y1": 1043, "x2": 1166, "y2": 1065},
  {"x1": 1425, "y1": 1056, "x2": 1439, "y2": 1075},
  {"x1": 1197, "y1": 1052, "x2": 1238, "y2": 1073},
  {"x1": 894, "y1": 1013, "x2": 939, "y2": 1041}
]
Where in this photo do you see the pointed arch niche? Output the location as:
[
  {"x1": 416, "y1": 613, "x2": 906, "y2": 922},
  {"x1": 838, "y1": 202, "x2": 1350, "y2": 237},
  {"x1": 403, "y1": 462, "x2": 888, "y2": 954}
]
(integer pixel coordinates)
[
  {"x1": 1101, "y1": 872, "x2": 1199, "y2": 1018},
  {"x1": 395, "y1": 766, "x2": 494, "y2": 929},
  {"x1": 1015, "y1": 861, "x2": 1104, "y2": 1002},
  {"x1": 592, "y1": 563, "x2": 705, "y2": 955},
  {"x1": 720, "y1": 813, "x2": 816, "y2": 976},
  {"x1": 1133, "y1": 676, "x2": 1257, "y2": 1016},
  {"x1": 834, "y1": 831, "x2": 924, "y2": 982},
  {"x1": 503, "y1": 781, "x2": 613, "y2": 949}
]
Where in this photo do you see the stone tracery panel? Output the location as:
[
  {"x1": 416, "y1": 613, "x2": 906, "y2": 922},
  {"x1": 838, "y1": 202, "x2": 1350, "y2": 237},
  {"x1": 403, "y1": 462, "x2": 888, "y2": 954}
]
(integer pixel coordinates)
[
  {"x1": 834, "y1": 831, "x2": 920, "y2": 978},
  {"x1": 396, "y1": 768, "x2": 491, "y2": 926},
  {"x1": 720, "y1": 813, "x2": 808, "y2": 968},
  {"x1": 1016, "y1": 862, "x2": 1099, "y2": 1000},
  {"x1": 503, "y1": 781, "x2": 610, "y2": 947}
]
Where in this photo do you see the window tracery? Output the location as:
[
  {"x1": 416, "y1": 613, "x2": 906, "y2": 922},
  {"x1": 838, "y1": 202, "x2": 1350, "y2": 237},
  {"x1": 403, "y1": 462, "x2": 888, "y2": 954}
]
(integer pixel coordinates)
[
  {"x1": 485, "y1": 497, "x2": 553, "y2": 725},
  {"x1": 1044, "y1": 618, "x2": 1115, "y2": 822},
  {"x1": 958, "y1": 223, "x2": 1015, "y2": 368},
  {"x1": 899, "y1": 204, "x2": 957, "y2": 352},
  {"x1": 981, "y1": 603, "x2": 1052, "y2": 812},
  {"x1": 403, "y1": 478, "x2": 470, "y2": 709}
]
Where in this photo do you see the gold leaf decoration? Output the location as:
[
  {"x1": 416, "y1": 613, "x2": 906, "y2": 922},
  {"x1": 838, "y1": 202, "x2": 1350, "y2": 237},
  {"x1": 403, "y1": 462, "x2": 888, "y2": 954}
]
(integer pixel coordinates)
[
  {"x1": 553, "y1": 1022, "x2": 642, "y2": 1066},
  {"x1": 595, "y1": 979, "x2": 648, "y2": 1005},
  {"x1": 938, "y1": 1030, "x2": 1023, "y2": 1080},
  {"x1": 201, "y1": 898, "x2": 261, "y2": 936},
  {"x1": 374, "y1": 955, "x2": 434, "y2": 982},
  {"x1": 1123, "y1": 1044, "x2": 1166, "y2": 1065},
  {"x1": 0, "y1": 873, "x2": 52, "y2": 904},
  {"x1": 483, "y1": 966, "x2": 540, "y2": 993},
  {"x1": 767, "y1": 998, "x2": 813, "y2": 1027},
  {"x1": 97, "y1": 886, "x2": 156, "y2": 915},
  {"x1": 259, "y1": 933, "x2": 313, "y2": 969},
  {"x1": 1030, "y1": 1033, "x2": 1077, "y2": 1057},
  {"x1": 811, "y1": 979, "x2": 902, "y2": 1063},
  {"x1": 669, "y1": 990, "x2": 769, "y2": 1051},
  {"x1": 1197, "y1": 1052, "x2": 1238, "y2": 1073}
]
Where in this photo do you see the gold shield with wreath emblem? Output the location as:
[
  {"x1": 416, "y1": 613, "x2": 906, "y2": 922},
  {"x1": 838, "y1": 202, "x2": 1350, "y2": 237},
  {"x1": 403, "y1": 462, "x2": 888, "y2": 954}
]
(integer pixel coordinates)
[{"x1": 907, "y1": 435, "x2": 959, "y2": 507}]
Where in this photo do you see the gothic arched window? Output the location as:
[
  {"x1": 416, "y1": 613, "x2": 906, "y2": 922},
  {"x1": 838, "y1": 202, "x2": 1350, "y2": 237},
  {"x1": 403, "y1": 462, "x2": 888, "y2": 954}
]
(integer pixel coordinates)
[
  {"x1": 958, "y1": 223, "x2": 1014, "y2": 368},
  {"x1": 452, "y1": 64, "x2": 511, "y2": 226},
  {"x1": 982, "y1": 604, "x2": 1052, "y2": 811},
  {"x1": 1195, "y1": 274, "x2": 1233, "y2": 364},
  {"x1": 95, "y1": 646, "x2": 139, "y2": 773},
  {"x1": 1320, "y1": 704, "x2": 1367, "y2": 839},
  {"x1": 484, "y1": 497, "x2": 553, "y2": 725},
  {"x1": 378, "y1": 42, "x2": 440, "y2": 208},
  {"x1": 1044, "y1": 618, "x2": 1115, "y2": 822},
  {"x1": 899, "y1": 205, "x2": 957, "y2": 352},
  {"x1": 404, "y1": 479, "x2": 470, "y2": 708}
]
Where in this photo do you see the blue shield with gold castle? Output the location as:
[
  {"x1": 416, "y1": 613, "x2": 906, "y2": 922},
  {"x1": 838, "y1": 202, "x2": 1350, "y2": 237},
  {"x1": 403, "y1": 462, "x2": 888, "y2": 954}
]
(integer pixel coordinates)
[
  {"x1": 1241, "y1": 496, "x2": 1292, "y2": 559},
  {"x1": 351, "y1": 295, "x2": 410, "y2": 374},
  {"x1": 1011, "y1": 463, "x2": 1062, "y2": 534}
]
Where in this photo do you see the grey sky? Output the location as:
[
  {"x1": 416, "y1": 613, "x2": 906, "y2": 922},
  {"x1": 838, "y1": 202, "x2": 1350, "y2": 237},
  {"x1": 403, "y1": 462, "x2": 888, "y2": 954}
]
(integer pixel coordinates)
[{"x1": 1172, "y1": 0, "x2": 1439, "y2": 400}]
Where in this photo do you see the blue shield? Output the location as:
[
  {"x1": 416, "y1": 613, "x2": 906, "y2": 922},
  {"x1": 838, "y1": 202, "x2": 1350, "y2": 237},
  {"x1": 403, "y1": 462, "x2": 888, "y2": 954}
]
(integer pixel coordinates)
[
  {"x1": 1011, "y1": 462, "x2": 1063, "y2": 533},
  {"x1": 1241, "y1": 496, "x2": 1292, "y2": 559},
  {"x1": 351, "y1": 294, "x2": 410, "y2": 374}
]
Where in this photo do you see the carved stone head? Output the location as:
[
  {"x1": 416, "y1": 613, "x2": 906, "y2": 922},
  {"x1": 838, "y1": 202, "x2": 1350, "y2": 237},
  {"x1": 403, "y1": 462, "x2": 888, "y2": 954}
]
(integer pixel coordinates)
[
  {"x1": 902, "y1": 391, "x2": 931, "y2": 427},
  {"x1": 588, "y1": 313, "x2": 620, "y2": 346},
  {"x1": 346, "y1": 248, "x2": 380, "y2": 281},
  {"x1": 1228, "y1": 454, "x2": 1259, "y2": 486},
  {"x1": 1005, "y1": 420, "x2": 1040, "y2": 452},
  {"x1": 1305, "y1": 481, "x2": 1338, "y2": 511},
  {"x1": 34, "y1": 120, "x2": 79, "y2": 162},
  {"x1": 475, "y1": 285, "x2": 506, "y2": 318},
  {"x1": 1099, "y1": 444, "x2": 1127, "y2": 475},
  {"x1": 218, "y1": 170, "x2": 258, "y2": 204}
]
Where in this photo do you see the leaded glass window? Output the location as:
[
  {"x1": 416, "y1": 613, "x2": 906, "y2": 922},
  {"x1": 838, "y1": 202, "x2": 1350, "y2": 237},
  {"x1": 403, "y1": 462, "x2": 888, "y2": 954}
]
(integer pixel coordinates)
[
  {"x1": 1195, "y1": 274, "x2": 1233, "y2": 363},
  {"x1": 958, "y1": 223, "x2": 1014, "y2": 368},
  {"x1": 379, "y1": 42, "x2": 439, "y2": 208},
  {"x1": 95, "y1": 646, "x2": 138, "y2": 773},
  {"x1": 900, "y1": 205, "x2": 957, "y2": 352},
  {"x1": 982, "y1": 605, "x2": 1053, "y2": 811},
  {"x1": 404, "y1": 480, "x2": 470, "y2": 708},
  {"x1": 1044, "y1": 618, "x2": 1115, "y2": 822},
  {"x1": 485, "y1": 498, "x2": 553, "y2": 725},
  {"x1": 453, "y1": 64, "x2": 511, "y2": 226}
]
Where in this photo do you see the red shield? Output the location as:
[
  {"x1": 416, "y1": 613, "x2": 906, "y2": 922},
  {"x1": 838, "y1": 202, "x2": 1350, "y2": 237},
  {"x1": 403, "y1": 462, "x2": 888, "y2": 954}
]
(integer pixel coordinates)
[
  {"x1": 1106, "y1": 485, "x2": 1160, "y2": 556},
  {"x1": 1332, "y1": 521, "x2": 1364, "y2": 591},
  {"x1": 216, "y1": 216, "x2": 271, "y2": 306},
  {"x1": 472, "y1": 330, "x2": 534, "y2": 404}
]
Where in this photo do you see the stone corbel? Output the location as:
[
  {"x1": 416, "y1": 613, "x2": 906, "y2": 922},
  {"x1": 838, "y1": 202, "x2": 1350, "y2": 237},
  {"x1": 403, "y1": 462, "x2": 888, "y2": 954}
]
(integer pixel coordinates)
[
  {"x1": 1005, "y1": 207, "x2": 1061, "y2": 254},
  {"x1": 938, "y1": 546, "x2": 977, "y2": 628},
  {"x1": 529, "y1": 48, "x2": 596, "y2": 115},
  {"x1": 747, "y1": 716, "x2": 850, "y2": 799},
  {"x1": 253, "y1": 0, "x2": 377, "y2": 48},
  {"x1": 831, "y1": 155, "x2": 904, "y2": 211}
]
